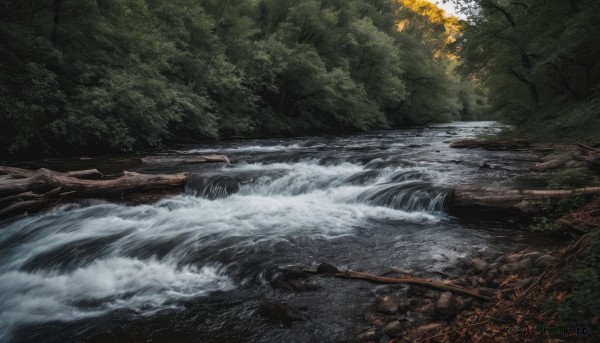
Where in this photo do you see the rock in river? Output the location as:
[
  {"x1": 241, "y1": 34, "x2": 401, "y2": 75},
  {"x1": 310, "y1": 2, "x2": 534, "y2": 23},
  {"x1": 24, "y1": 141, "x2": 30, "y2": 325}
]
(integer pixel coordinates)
[
  {"x1": 534, "y1": 255, "x2": 556, "y2": 268},
  {"x1": 470, "y1": 258, "x2": 488, "y2": 273},
  {"x1": 434, "y1": 292, "x2": 457, "y2": 317},
  {"x1": 257, "y1": 302, "x2": 307, "y2": 326},
  {"x1": 376, "y1": 296, "x2": 399, "y2": 314},
  {"x1": 383, "y1": 320, "x2": 404, "y2": 337}
]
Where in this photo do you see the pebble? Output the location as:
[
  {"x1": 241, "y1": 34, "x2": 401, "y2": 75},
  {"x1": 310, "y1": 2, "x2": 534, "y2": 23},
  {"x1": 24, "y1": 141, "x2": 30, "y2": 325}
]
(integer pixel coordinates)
[
  {"x1": 357, "y1": 328, "x2": 378, "y2": 342},
  {"x1": 485, "y1": 270, "x2": 499, "y2": 287},
  {"x1": 434, "y1": 292, "x2": 457, "y2": 316},
  {"x1": 376, "y1": 296, "x2": 399, "y2": 314},
  {"x1": 494, "y1": 255, "x2": 506, "y2": 264},
  {"x1": 513, "y1": 257, "x2": 533, "y2": 271},
  {"x1": 383, "y1": 321, "x2": 404, "y2": 337},
  {"x1": 534, "y1": 255, "x2": 556, "y2": 268},
  {"x1": 316, "y1": 262, "x2": 339, "y2": 274},
  {"x1": 478, "y1": 287, "x2": 499, "y2": 298},
  {"x1": 506, "y1": 253, "x2": 523, "y2": 263},
  {"x1": 470, "y1": 258, "x2": 489, "y2": 273},
  {"x1": 406, "y1": 322, "x2": 448, "y2": 341},
  {"x1": 524, "y1": 252, "x2": 544, "y2": 261},
  {"x1": 365, "y1": 312, "x2": 388, "y2": 326},
  {"x1": 514, "y1": 277, "x2": 538, "y2": 289}
]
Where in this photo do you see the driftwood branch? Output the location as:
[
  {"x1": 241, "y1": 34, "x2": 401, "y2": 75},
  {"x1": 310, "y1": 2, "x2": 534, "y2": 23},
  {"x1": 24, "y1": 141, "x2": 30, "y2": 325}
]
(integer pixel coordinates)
[
  {"x1": 575, "y1": 142, "x2": 600, "y2": 154},
  {"x1": 309, "y1": 264, "x2": 489, "y2": 301},
  {"x1": 335, "y1": 270, "x2": 490, "y2": 301}
]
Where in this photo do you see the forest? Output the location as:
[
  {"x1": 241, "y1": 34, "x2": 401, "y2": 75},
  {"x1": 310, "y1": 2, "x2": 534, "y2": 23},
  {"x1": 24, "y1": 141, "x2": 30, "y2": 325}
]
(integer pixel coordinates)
[
  {"x1": 453, "y1": 0, "x2": 600, "y2": 143},
  {"x1": 1, "y1": 0, "x2": 483, "y2": 157},
  {"x1": 2, "y1": 1, "x2": 599, "y2": 157}
]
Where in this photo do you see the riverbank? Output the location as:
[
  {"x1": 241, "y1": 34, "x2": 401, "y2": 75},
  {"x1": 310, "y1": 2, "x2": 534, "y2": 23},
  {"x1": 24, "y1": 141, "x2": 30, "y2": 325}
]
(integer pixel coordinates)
[
  {"x1": 350, "y1": 140, "x2": 600, "y2": 342},
  {"x1": 353, "y1": 231, "x2": 598, "y2": 342}
]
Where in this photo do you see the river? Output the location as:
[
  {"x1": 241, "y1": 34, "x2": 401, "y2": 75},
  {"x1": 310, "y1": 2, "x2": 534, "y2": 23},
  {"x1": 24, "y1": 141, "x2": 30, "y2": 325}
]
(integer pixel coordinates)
[{"x1": 0, "y1": 122, "x2": 560, "y2": 342}]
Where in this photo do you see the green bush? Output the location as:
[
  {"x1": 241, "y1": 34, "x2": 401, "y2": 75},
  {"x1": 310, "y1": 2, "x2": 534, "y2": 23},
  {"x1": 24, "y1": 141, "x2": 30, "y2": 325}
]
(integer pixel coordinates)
[
  {"x1": 543, "y1": 229, "x2": 600, "y2": 335},
  {"x1": 0, "y1": 0, "x2": 483, "y2": 157},
  {"x1": 548, "y1": 168, "x2": 593, "y2": 190},
  {"x1": 528, "y1": 196, "x2": 589, "y2": 232}
]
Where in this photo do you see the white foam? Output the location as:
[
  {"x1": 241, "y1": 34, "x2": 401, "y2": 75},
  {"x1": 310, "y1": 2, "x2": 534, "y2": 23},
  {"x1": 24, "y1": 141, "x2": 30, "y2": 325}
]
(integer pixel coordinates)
[
  {"x1": 0, "y1": 177, "x2": 440, "y2": 340},
  {"x1": 0, "y1": 157, "x2": 450, "y2": 340},
  {"x1": 183, "y1": 143, "x2": 302, "y2": 154},
  {"x1": 0, "y1": 257, "x2": 232, "y2": 341}
]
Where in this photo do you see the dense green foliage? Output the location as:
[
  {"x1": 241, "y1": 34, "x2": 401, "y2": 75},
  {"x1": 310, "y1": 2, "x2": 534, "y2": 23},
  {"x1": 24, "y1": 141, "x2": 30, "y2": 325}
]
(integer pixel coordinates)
[
  {"x1": 528, "y1": 195, "x2": 589, "y2": 232},
  {"x1": 0, "y1": 0, "x2": 481, "y2": 157},
  {"x1": 547, "y1": 168, "x2": 593, "y2": 190},
  {"x1": 453, "y1": 0, "x2": 600, "y2": 143},
  {"x1": 543, "y1": 229, "x2": 600, "y2": 338}
]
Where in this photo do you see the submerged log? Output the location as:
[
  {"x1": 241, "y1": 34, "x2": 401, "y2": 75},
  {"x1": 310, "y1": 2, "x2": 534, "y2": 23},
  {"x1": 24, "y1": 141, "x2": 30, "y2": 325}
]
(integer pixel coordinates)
[
  {"x1": 141, "y1": 155, "x2": 230, "y2": 164},
  {"x1": 0, "y1": 167, "x2": 189, "y2": 218},
  {"x1": 449, "y1": 139, "x2": 530, "y2": 150}
]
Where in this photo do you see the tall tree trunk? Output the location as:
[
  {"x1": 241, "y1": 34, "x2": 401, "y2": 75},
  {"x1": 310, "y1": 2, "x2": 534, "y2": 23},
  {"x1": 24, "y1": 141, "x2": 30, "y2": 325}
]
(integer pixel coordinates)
[
  {"x1": 519, "y1": 49, "x2": 540, "y2": 109},
  {"x1": 29, "y1": 0, "x2": 36, "y2": 27},
  {"x1": 566, "y1": 0, "x2": 579, "y2": 13},
  {"x1": 51, "y1": 0, "x2": 61, "y2": 44}
]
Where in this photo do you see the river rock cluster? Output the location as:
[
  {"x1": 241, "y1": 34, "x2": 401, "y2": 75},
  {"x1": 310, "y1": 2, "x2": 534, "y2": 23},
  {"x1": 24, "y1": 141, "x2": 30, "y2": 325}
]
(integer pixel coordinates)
[{"x1": 356, "y1": 250, "x2": 557, "y2": 342}]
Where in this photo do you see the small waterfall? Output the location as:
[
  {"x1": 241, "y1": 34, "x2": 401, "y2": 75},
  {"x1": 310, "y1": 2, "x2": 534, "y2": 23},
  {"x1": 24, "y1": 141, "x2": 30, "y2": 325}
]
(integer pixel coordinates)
[
  {"x1": 355, "y1": 181, "x2": 449, "y2": 213},
  {"x1": 185, "y1": 174, "x2": 241, "y2": 199},
  {"x1": 187, "y1": 161, "x2": 447, "y2": 214}
]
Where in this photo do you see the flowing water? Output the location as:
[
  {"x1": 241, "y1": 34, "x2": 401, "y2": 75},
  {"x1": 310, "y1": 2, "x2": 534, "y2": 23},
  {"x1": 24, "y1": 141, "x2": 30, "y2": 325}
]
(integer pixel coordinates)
[{"x1": 0, "y1": 122, "x2": 561, "y2": 342}]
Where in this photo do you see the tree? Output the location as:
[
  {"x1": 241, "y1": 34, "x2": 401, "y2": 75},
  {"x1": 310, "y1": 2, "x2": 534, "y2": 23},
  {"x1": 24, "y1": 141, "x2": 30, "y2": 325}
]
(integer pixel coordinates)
[
  {"x1": 0, "y1": 0, "x2": 484, "y2": 156},
  {"x1": 454, "y1": 0, "x2": 600, "y2": 129}
]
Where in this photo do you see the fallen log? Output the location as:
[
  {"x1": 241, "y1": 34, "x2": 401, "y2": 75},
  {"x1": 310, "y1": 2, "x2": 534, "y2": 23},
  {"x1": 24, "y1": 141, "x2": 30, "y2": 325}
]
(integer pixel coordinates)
[
  {"x1": 0, "y1": 167, "x2": 190, "y2": 218},
  {"x1": 450, "y1": 185, "x2": 600, "y2": 214},
  {"x1": 141, "y1": 155, "x2": 230, "y2": 164},
  {"x1": 576, "y1": 142, "x2": 600, "y2": 154},
  {"x1": 0, "y1": 199, "x2": 48, "y2": 218},
  {"x1": 0, "y1": 168, "x2": 188, "y2": 197},
  {"x1": 532, "y1": 157, "x2": 570, "y2": 171},
  {"x1": 0, "y1": 187, "x2": 64, "y2": 218},
  {"x1": 0, "y1": 166, "x2": 103, "y2": 179}
]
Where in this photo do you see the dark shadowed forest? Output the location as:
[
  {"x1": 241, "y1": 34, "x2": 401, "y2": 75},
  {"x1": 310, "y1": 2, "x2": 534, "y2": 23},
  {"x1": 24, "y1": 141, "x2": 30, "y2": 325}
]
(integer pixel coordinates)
[
  {"x1": 452, "y1": 0, "x2": 600, "y2": 143},
  {"x1": 1, "y1": 0, "x2": 486, "y2": 157},
  {"x1": 2, "y1": 0, "x2": 599, "y2": 157}
]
